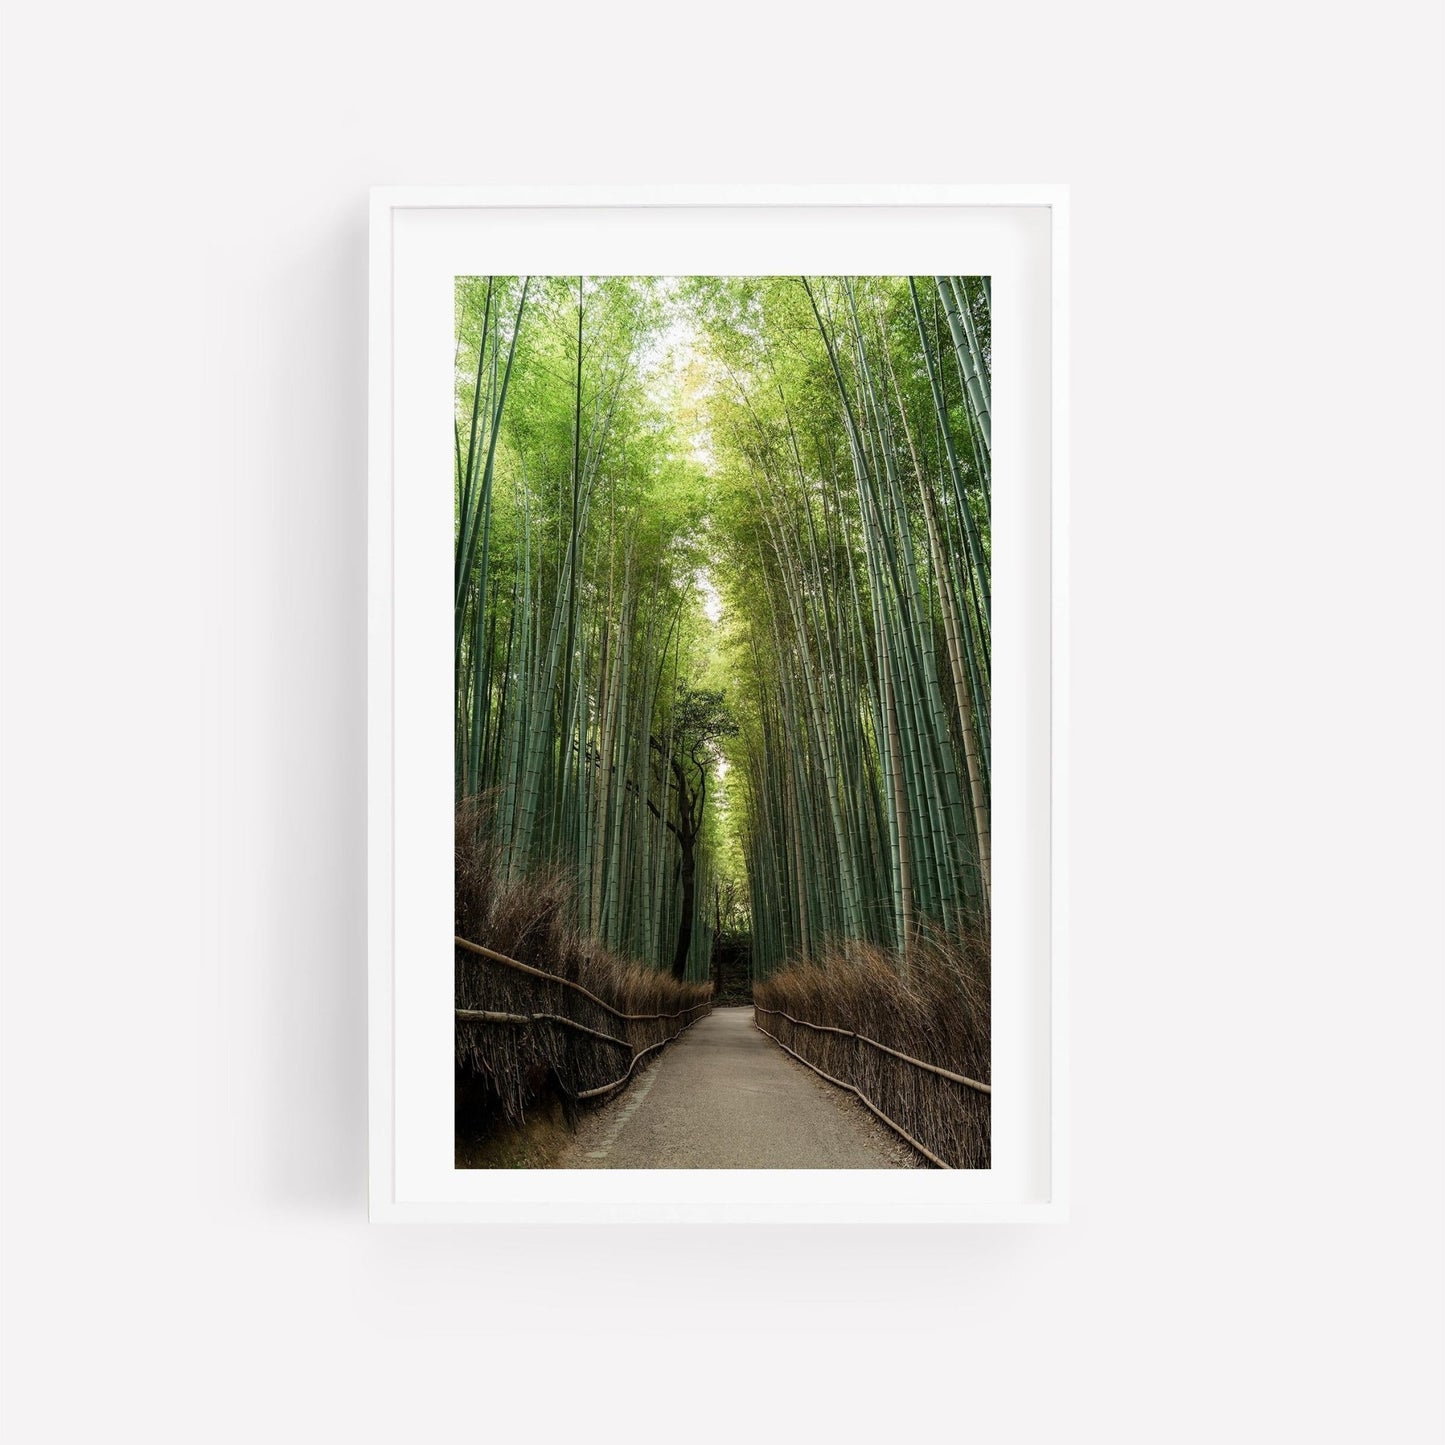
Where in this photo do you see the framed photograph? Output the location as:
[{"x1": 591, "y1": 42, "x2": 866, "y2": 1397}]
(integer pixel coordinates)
[{"x1": 368, "y1": 187, "x2": 1068, "y2": 1221}]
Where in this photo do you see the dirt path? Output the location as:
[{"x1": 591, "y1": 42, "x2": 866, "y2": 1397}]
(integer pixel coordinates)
[{"x1": 558, "y1": 1005, "x2": 917, "y2": 1169}]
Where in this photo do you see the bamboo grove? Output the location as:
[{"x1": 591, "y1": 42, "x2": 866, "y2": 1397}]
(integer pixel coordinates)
[
  {"x1": 454, "y1": 276, "x2": 727, "y2": 981},
  {"x1": 454, "y1": 274, "x2": 991, "y2": 985},
  {"x1": 695, "y1": 276, "x2": 991, "y2": 977}
]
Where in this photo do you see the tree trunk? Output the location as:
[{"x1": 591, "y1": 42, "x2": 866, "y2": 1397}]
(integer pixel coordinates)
[
  {"x1": 880, "y1": 621, "x2": 914, "y2": 972},
  {"x1": 712, "y1": 883, "x2": 723, "y2": 995},
  {"x1": 671, "y1": 831, "x2": 695, "y2": 980}
]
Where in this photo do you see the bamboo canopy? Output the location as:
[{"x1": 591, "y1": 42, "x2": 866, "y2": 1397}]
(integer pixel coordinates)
[{"x1": 453, "y1": 274, "x2": 991, "y2": 985}]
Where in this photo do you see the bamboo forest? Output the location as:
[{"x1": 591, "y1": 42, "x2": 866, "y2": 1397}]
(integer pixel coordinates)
[{"x1": 454, "y1": 275, "x2": 993, "y2": 1170}]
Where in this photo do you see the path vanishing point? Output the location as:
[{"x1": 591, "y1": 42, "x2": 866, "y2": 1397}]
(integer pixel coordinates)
[{"x1": 558, "y1": 1006, "x2": 918, "y2": 1169}]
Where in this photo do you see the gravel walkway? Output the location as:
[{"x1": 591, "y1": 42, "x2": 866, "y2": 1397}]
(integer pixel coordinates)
[{"x1": 558, "y1": 1005, "x2": 917, "y2": 1168}]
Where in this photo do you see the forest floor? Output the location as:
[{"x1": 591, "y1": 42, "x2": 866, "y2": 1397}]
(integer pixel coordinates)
[{"x1": 557, "y1": 1005, "x2": 918, "y2": 1169}]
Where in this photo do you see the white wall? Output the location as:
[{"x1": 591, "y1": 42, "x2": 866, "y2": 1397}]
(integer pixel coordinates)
[{"x1": 3, "y1": 3, "x2": 1441, "y2": 1440}]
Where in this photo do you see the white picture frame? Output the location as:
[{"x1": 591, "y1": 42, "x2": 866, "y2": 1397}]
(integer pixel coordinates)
[{"x1": 368, "y1": 186, "x2": 1069, "y2": 1222}]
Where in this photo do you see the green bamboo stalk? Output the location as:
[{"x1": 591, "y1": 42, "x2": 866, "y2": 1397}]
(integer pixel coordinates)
[{"x1": 936, "y1": 275, "x2": 990, "y2": 455}]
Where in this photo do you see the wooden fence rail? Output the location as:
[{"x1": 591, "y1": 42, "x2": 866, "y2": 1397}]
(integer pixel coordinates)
[
  {"x1": 455, "y1": 936, "x2": 712, "y2": 1022},
  {"x1": 752, "y1": 1005, "x2": 990, "y2": 1170},
  {"x1": 752, "y1": 1006, "x2": 990, "y2": 1094},
  {"x1": 454, "y1": 936, "x2": 712, "y2": 1114}
]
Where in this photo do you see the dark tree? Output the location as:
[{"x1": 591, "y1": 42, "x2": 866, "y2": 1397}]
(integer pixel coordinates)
[{"x1": 649, "y1": 682, "x2": 736, "y2": 980}]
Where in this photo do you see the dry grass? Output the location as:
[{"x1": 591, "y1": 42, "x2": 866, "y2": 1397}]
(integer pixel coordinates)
[
  {"x1": 753, "y1": 928, "x2": 990, "y2": 1169},
  {"x1": 455, "y1": 797, "x2": 711, "y2": 1149}
]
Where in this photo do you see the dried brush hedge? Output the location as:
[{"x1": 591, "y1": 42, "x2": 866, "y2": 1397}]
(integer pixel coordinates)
[
  {"x1": 455, "y1": 797, "x2": 712, "y2": 1131},
  {"x1": 753, "y1": 930, "x2": 990, "y2": 1168}
]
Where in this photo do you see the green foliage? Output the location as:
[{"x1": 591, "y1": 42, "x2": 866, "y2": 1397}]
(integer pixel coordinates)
[
  {"x1": 686, "y1": 275, "x2": 993, "y2": 976},
  {"x1": 454, "y1": 273, "x2": 991, "y2": 983},
  {"x1": 669, "y1": 681, "x2": 737, "y2": 763},
  {"x1": 454, "y1": 276, "x2": 727, "y2": 981}
]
